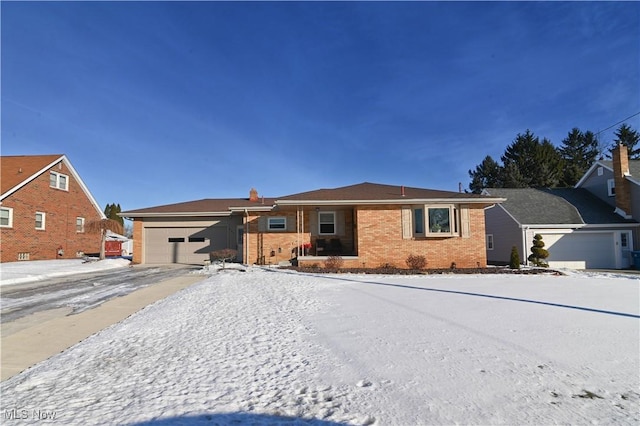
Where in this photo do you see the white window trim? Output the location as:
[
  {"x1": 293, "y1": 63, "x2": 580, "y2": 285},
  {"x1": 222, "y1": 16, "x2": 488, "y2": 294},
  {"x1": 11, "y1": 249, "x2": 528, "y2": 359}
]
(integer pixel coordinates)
[
  {"x1": 35, "y1": 212, "x2": 46, "y2": 230},
  {"x1": 425, "y1": 205, "x2": 456, "y2": 237},
  {"x1": 0, "y1": 207, "x2": 14, "y2": 228},
  {"x1": 76, "y1": 217, "x2": 85, "y2": 233},
  {"x1": 607, "y1": 179, "x2": 615, "y2": 197},
  {"x1": 318, "y1": 211, "x2": 336, "y2": 235},
  {"x1": 597, "y1": 166, "x2": 603, "y2": 176},
  {"x1": 267, "y1": 217, "x2": 287, "y2": 231},
  {"x1": 50, "y1": 171, "x2": 69, "y2": 191},
  {"x1": 486, "y1": 234, "x2": 494, "y2": 250}
]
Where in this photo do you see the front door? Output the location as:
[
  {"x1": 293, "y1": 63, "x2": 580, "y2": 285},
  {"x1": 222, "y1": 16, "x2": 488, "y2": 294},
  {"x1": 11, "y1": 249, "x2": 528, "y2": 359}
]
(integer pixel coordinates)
[{"x1": 616, "y1": 231, "x2": 632, "y2": 269}]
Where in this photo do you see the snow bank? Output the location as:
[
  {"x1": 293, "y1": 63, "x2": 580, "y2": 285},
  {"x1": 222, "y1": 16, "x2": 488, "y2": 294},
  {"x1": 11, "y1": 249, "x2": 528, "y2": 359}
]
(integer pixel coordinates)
[{"x1": 0, "y1": 259, "x2": 131, "y2": 286}]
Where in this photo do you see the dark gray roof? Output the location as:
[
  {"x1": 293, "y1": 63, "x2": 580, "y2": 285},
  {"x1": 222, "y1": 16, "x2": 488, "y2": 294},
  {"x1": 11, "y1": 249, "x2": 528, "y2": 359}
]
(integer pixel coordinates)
[
  {"x1": 599, "y1": 160, "x2": 640, "y2": 179},
  {"x1": 484, "y1": 187, "x2": 637, "y2": 225}
]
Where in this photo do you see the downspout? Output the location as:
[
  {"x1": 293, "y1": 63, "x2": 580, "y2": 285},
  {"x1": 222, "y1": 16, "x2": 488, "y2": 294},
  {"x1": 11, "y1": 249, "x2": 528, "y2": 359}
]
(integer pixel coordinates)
[
  {"x1": 522, "y1": 226, "x2": 529, "y2": 267},
  {"x1": 244, "y1": 209, "x2": 249, "y2": 266}
]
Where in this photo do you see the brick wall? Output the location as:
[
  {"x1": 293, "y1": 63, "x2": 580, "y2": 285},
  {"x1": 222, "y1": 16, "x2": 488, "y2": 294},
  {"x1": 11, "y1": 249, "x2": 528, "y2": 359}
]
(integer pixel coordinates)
[
  {"x1": 247, "y1": 204, "x2": 489, "y2": 269},
  {"x1": 353, "y1": 205, "x2": 487, "y2": 269},
  {"x1": 132, "y1": 219, "x2": 143, "y2": 264},
  {"x1": 0, "y1": 161, "x2": 103, "y2": 262}
]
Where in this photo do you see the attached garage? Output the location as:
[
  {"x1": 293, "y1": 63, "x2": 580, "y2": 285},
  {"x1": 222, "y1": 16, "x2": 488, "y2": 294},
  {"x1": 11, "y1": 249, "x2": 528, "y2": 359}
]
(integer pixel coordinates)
[
  {"x1": 541, "y1": 232, "x2": 615, "y2": 269},
  {"x1": 144, "y1": 225, "x2": 230, "y2": 264}
]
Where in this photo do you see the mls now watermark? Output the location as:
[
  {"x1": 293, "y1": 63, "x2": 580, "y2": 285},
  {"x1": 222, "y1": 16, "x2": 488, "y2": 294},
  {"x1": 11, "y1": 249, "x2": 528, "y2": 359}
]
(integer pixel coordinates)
[{"x1": 4, "y1": 408, "x2": 57, "y2": 420}]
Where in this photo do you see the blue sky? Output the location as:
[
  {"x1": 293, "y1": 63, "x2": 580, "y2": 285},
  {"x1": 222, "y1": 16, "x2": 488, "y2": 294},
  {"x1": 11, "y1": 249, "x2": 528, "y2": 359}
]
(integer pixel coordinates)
[{"x1": 2, "y1": 1, "x2": 639, "y2": 211}]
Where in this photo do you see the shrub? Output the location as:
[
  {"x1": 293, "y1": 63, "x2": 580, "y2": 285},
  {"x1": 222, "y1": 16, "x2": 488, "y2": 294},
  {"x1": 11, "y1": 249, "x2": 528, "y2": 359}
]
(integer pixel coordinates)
[
  {"x1": 509, "y1": 246, "x2": 520, "y2": 269},
  {"x1": 406, "y1": 254, "x2": 427, "y2": 270},
  {"x1": 324, "y1": 256, "x2": 344, "y2": 271},
  {"x1": 528, "y1": 234, "x2": 549, "y2": 267},
  {"x1": 210, "y1": 248, "x2": 238, "y2": 269}
]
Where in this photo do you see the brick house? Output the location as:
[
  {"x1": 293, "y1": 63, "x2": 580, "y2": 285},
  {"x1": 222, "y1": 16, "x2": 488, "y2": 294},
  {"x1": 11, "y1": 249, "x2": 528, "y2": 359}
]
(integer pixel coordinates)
[
  {"x1": 121, "y1": 182, "x2": 503, "y2": 269},
  {"x1": 0, "y1": 154, "x2": 105, "y2": 262}
]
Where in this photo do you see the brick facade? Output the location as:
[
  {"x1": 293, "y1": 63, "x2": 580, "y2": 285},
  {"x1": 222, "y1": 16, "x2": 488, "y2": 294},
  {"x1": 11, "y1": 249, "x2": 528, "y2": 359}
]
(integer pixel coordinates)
[
  {"x1": 247, "y1": 205, "x2": 488, "y2": 269},
  {"x1": 0, "y1": 161, "x2": 103, "y2": 262}
]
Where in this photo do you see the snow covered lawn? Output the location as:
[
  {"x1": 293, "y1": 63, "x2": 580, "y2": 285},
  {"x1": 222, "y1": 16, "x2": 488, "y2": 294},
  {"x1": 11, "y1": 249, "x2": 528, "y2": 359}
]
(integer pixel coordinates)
[{"x1": 1, "y1": 267, "x2": 638, "y2": 425}]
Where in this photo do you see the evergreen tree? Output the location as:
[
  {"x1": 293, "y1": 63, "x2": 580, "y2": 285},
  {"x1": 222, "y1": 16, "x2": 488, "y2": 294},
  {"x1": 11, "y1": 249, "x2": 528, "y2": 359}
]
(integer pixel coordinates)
[
  {"x1": 468, "y1": 155, "x2": 503, "y2": 193},
  {"x1": 607, "y1": 124, "x2": 640, "y2": 159},
  {"x1": 528, "y1": 234, "x2": 549, "y2": 267},
  {"x1": 500, "y1": 130, "x2": 563, "y2": 188},
  {"x1": 557, "y1": 128, "x2": 599, "y2": 186},
  {"x1": 104, "y1": 203, "x2": 124, "y2": 227},
  {"x1": 509, "y1": 246, "x2": 520, "y2": 269}
]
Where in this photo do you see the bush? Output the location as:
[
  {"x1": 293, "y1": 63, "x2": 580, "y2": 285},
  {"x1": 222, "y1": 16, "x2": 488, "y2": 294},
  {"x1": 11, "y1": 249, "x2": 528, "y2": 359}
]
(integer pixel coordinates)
[
  {"x1": 406, "y1": 254, "x2": 427, "y2": 270},
  {"x1": 509, "y1": 246, "x2": 520, "y2": 269},
  {"x1": 210, "y1": 248, "x2": 238, "y2": 269},
  {"x1": 528, "y1": 234, "x2": 549, "y2": 267},
  {"x1": 324, "y1": 256, "x2": 344, "y2": 271}
]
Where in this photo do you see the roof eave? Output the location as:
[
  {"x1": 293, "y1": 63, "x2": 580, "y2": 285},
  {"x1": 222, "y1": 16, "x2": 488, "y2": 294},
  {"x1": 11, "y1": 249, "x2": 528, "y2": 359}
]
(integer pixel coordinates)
[
  {"x1": 119, "y1": 211, "x2": 233, "y2": 218},
  {"x1": 275, "y1": 198, "x2": 505, "y2": 206}
]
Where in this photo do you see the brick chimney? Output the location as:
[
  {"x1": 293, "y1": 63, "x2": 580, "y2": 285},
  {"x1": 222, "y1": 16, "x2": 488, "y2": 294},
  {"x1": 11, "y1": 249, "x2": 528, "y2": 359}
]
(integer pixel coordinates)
[
  {"x1": 612, "y1": 143, "x2": 632, "y2": 217},
  {"x1": 249, "y1": 188, "x2": 259, "y2": 202}
]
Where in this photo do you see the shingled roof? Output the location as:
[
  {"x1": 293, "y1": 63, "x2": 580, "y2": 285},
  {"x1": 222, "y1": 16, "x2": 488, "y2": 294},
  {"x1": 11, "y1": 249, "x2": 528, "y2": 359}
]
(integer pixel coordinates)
[
  {"x1": 484, "y1": 187, "x2": 637, "y2": 225},
  {"x1": 1, "y1": 154, "x2": 65, "y2": 196},
  {"x1": 121, "y1": 197, "x2": 278, "y2": 216},
  {"x1": 276, "y1": 182, "x2": 502, "y2": 204}
]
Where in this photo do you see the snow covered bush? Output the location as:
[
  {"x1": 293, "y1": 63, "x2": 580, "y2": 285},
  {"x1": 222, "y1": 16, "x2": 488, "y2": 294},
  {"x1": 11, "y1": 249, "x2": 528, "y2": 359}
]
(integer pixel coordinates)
[{"x1": 406, "y1": 254, "x2": 427, "y2": 270}]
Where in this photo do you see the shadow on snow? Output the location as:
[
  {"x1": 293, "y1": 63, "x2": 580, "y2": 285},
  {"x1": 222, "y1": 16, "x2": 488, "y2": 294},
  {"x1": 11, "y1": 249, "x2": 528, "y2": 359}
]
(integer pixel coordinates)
[
  {"x1": 269, "y1": 269, "x2": 640, "y2": 319},
  {"x1": 131, "y1": 412, "x2": 349, "y2": 426}
]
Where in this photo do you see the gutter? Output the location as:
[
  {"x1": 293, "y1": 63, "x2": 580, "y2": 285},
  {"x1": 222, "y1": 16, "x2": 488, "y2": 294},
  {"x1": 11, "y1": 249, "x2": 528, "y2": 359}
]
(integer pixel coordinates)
[{"x1": 275, "y1": 197, "x2": 506, "y2": 206}]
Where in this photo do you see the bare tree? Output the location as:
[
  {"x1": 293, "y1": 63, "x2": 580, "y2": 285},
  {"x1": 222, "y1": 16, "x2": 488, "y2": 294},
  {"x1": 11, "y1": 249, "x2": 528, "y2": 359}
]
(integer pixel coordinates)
[{"x1": 86, "y1": 219, "x2": 124, "y2": 260}]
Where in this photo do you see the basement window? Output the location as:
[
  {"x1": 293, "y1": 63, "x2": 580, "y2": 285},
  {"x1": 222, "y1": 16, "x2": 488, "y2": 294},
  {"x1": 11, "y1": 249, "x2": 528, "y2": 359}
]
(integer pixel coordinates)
[
  {"x1": 188, "y1": 237, "x2": 206, "y2": 242},
  {"x1": 18, "y1": 253, "x2": 30, "y2": 261},
  {"x1": 168, "y1": 237, "x2": 185, "y2": 243}
]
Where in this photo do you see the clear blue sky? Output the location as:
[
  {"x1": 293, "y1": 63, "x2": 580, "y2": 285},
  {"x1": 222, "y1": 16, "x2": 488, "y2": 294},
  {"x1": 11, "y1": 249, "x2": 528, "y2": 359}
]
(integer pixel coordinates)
[{"x1": 2, "y1": 1, "x2": 639, "y2": 211}]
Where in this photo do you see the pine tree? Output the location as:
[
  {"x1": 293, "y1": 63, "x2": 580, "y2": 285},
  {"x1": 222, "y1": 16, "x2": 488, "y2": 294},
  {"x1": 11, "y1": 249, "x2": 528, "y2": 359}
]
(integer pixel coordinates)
[
  {"x1": 468, "y1": 155, "x2": 503, "y2": 193},
  {"x1": 607, "y1": 124, "x2": 640, "y2": 159},
  {"x1": 500, "y1": 130, "x2": 563, "y2": 188},
  {"x1": 558, "y1": 128, "x2": 599, "y2": 186},
  {"x1": 528, "y1": 234, "x2": 549, "y2": 267}
]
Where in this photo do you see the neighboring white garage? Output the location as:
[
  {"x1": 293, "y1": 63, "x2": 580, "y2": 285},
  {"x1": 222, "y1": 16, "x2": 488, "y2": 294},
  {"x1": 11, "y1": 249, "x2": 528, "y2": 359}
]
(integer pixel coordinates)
[
  {"x1": 540, "y1": 232, "x2": 616, "y2": 269},
  {"x1": 145, "y1": 225, "x2": 229, "y2": 264}
]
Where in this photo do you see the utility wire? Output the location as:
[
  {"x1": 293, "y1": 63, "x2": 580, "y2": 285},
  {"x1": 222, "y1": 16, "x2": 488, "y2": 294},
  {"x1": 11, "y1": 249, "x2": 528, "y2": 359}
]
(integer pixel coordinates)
[{"x1": 595, "y1": 111, "x2": 640, "y2": 138}]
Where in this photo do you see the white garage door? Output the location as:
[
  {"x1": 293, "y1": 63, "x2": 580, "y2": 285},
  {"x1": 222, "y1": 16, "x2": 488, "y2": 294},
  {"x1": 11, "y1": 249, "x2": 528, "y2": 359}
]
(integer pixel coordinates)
[
  {"x1": 145, "y1": 226, "x2": 229, "y2": 264},
  {"x1": 542, "y1": 232, "x2": 615, "y2": 269}
]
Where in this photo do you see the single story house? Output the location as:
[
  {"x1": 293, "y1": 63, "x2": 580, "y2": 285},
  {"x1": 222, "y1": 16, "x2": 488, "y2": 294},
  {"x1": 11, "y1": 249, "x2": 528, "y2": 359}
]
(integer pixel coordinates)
[
  {"x1": 0, "y1": 154, "x2": 105, "y2": 262},
  {"x1": 121, "y1": 182, "x2": 504, "y2": 269},
  {"x1": 484, "y1": 144, "x2": 640, "y2": 269}
]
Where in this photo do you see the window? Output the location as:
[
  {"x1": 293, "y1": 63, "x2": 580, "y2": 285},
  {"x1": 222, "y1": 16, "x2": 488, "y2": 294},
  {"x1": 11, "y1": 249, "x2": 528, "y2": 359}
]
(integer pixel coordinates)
[
  {"x1": 188, "y1": 237, "x2": 205, "y2": 243},
  {"x1": 168, "y1": 237, "x2": 185, "y2": 242},
  {"x1": 35, "y1": 212, "x2": 46, "y2": 230},
  {"x1": 607, "y1": 179, "x2": 615, "y2": 196},
  {"x1": 318, "y1": 212, "x2": 336, "y2": 235},
  {"x1": 427, "y1": 206, "x2": 453, "y2": 235},
  {"x1": 621, "y1": 232, "x2": 629, "y2": 248},
  {"x1": 0, "y1": 207, "x2": 13, "y2": 228},
  {"x1": 50, "y1": 171, "x2": 69, "y2": 190},
  {"x1": 18, "y1": 253, "x2": 30, "y2": 261},
  {"x1": 268, "y1": 217, "x2": 286, "y2": 231},
  {"x1": 486, "y1": 234, "x2": 494, "y2": 250},
  {"x1": 76, "y1": 217, "x2": 85, "y2": 233},
  {"x1": 413, "y1": 207, "x2": 425, "y2": 236},
  {"x1": 597, "y1": 167, "x2": 603, "y2": 176}
]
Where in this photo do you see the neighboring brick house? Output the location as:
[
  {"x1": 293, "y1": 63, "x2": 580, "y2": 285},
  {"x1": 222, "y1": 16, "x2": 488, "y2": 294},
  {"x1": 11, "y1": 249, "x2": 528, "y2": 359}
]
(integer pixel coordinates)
[
  {"x1": 121, "y1": 182, "x2": 503, "y2": 269},
  {"x1": 0, "y1": 154, "x2": 105, "y2": 262}
]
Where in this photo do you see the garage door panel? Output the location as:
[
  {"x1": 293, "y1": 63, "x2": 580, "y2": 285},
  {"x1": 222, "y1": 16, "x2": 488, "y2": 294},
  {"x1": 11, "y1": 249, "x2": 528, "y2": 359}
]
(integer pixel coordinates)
[
  {"x1": 145, "y1": 226, "x2": 229, "y2": 264},
  {"x1": 542, "y1": 233, "x2": 614, "y2": 269}
]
